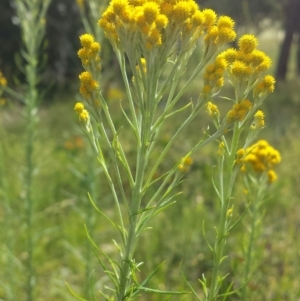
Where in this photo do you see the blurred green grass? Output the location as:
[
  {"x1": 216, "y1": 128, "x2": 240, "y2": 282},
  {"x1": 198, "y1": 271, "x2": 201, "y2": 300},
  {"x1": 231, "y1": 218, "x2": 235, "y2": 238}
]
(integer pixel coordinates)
[{"x1": 1, "y1": 34, "x2": 300, "y2": 300}]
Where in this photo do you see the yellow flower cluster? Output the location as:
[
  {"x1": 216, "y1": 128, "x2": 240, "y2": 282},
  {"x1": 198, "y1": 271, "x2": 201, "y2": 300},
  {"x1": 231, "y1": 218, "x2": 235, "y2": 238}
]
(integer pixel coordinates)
[
  {"x1": 204, "y1": 14, "x2": 236, "y2": 48},
  {"x1": 251, "y1": 110, "x2": 265, "y2": 129},
  {"x1": 78, "y1": 34, "x2": 101, "y2": 68},
  {"x1": 219, "y1": 34, "x2": 273, "y2": 85},
  {"x1": 242, "y1": 140, "x2": 281, "y2": 183},
  {"x1": 227, "y1": 99, "x2": 252, "y2": 123},
  {"x1": 99, "y1": 0, "x2": 235, "y2": 51},
  {"x1": 74, "y1": 102, "x2": 90, "y2": 122},
  {"x1": 206, "y1": 101, "x2": 219, "y2": 118},
  {"x1": 178, "y1": 156, "x2": 193, "y2": 172},
  {"x1": 235, "y1": 148, "x2": 246, "y2": 164},
  {"x1": 254, "y1": 74, "x2": 276, "y2": 97},
  {"x1": 202, "y1": 56, "x2": 227, "y2": 95},
  {"x1": 0, "y1": 71, "x2": 7, "y2": 87},
  {"x1": 79, "y1": 71, "x2": 99, "y2": 99}
]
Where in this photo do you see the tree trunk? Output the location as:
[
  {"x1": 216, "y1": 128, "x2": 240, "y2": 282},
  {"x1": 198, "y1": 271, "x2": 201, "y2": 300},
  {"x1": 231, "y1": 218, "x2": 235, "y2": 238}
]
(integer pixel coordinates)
[{"x1": 276, "y1": 0, "x2": 300, "y2": 80}]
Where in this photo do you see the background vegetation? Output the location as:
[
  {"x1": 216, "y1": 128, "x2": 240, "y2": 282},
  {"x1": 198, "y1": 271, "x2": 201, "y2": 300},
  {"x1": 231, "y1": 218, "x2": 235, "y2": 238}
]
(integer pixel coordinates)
[{"x1": 1, "y1": 0, "x2": 300, "y2": 300}]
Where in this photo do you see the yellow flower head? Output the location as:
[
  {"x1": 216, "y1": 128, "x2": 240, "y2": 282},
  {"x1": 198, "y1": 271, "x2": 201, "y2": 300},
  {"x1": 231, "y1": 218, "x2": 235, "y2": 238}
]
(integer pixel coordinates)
[
  {"x1": 254, "y1": 74, "x2": 275, "y2": 95},
  {"x1": 217, "y1": 27, "x2": 236, "y2": 44},
  {"x1": 267, "y1": 170, "x2": 277, "y2": 183},
  {"x1": 178, "y1": 156, "x2": 193, "y2": 172},
  {"x1": 250, "y1": 49, "x2": 266, "y2": 66},
  {"x1": 230, "y1": 60, "x2": 252, "y2": 78},
  {"x1": 214, "y1": 56, "x2": 228, "y2": 70},
  {"x1": 79, "y1": 109, "x2": 90, "y2": 122},
  {"x1": 77, "y1": 48, "x2": 89, "y2": 60},
  {"x1": 238, "y1": 34, "x2": 258, "y2": 54},
  {"x1": 202, "y1": 85, "x2": 212, "y2": 96},
  {"x1": 74, "y1": 102, "x2": 85, "y2": 113},
  {"x1": 192, "y1": 11, "x2": 204, "y2": 27},
  {"x1": 142, "y1": 2, "x2": 160, "y2": 24},
  {"x1": 90, "y1": 42, "x2": 101, "y2": 54},
  {"x1": 217, "y1": 16, "x2": 235, "y2": 29},
  {"x1": 204, "y1": 25, "x2": 219, "y2": 43},
  {"x1": 206, "y1": 101, "x2": 219, "y2": 117},
  {"x1": 136, "y1": 57, "x2": 147, "y2": 74},
  {"x1": 155, "y1": 14, "x2": 168, "y2": 29},
  {"x1": 80, "y1": 33, "x2": 95, "y2": 48},
  {"x1": 219, "y1": 48, "x2": 237, "y2": 63},
  {"x1": 227, "y1": 100, "x2": 251, "y2": 123},
  {"x1": 243, "y1": 140, "x2": 281, "y2": 180},
  {"x1": 172, "y1": 1, "x2": 192, "y2": 23},
  {"x1": 79, "y1": 71, "x2": 93, "y2": 84},
  {"x1": 203, "y1": 9, "x2": 217, "y2": 29},
  {"x1": 79, "y1": 71, "x2": 99, "y2": 98},
  {"x1": 111, "y1": 0, "x2": 129, "y2": 14},
  {"x1": 237, "y1": 148, "x2": 245, "y2": 158},
  {"x1": 227, "y1": 206, "x2": 234, "y2": 217},
  {"x1": 252, "y1": 110, "x2": 265, "y2": 129},
  {"x1": 146, "y1": 27, "x2": 162, "y2": 48},
  {"x1": 240, "y1": 99, "x2": 252, "y2": 111}
]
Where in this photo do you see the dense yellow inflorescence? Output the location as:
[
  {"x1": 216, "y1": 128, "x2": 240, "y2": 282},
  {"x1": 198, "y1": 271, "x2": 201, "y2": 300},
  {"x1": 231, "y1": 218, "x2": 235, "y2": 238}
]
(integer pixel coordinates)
[
  {"x1": 227, "y1": 99, "x2": 252, "y2": 123},
  {"x1": 74, "y1": 102, "x2": 90, "y2": 122},
  {"x1": 218, "y1": 34, "x2": 275, "y2": 93},
  {"x1": 206, "y1": 101, "x2": 220, "y2": 118},
  {"x1": 78, "y1": 33, "x2": 101, "y2": 69},
  {"x1": 252, "y1": 110, "x2": 265, "y2": 129},
  {"x1": 79, "y1": 71, "x2": 99, "y2": 98},
  {"x1": 202, "y1": 56, "x2": 227, "y2": 95},
  {"x1": 242, "y1": 140, "x2": 281, "y2": 183},
  {"x1": 98, "y1": 0, "x2": 236, "y2": 52}
]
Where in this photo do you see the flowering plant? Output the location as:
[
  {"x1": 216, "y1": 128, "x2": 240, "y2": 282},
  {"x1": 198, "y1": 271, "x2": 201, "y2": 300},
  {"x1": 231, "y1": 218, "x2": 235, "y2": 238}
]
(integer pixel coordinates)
[{"x1": 71, "y1": 1, "x2": 279, "y2": 300}]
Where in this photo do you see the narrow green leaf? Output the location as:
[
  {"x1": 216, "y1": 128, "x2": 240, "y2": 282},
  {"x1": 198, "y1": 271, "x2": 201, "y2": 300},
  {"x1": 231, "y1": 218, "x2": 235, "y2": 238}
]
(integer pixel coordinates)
[
  {"x1": 202, "y1": 221, "x2": 213, "y2": 253},
  {"x1": 134, "y1": 206, "x2": 156, "y2": 215},
  {"x1": 211, "y1": 166, "x2": 221, "y2": 199},
  {"x1": 181, "y1": 269, "x2": 202, "y2": 301},
  {"x1": 84, "y1": 224, "x2": 119, "y2": 287},
  {"x1": 120, "y1": 101, "x2": 137, "y2": 139},
  {"x1": 65, "y1": 282, "x2": 88, "y2": 301},
  {"x1": 138, "y1": 287, "x2": 190, "y2": 295},
  {"x1": 227, "y1": 202, "x2": 251, "y2": 233},
  {"x1": 88, "y1": 193, "x2": 125, "y2": 240},
  {"x1": 164, "y1": 102, "x2": 192, "y2": 119}
]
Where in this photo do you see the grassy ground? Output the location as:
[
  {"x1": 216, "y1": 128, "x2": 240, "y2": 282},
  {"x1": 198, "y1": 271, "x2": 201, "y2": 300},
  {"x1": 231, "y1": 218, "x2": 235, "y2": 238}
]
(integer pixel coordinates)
[{"x1": 1, "y1": 37, "x2": 300, "y2": 300}]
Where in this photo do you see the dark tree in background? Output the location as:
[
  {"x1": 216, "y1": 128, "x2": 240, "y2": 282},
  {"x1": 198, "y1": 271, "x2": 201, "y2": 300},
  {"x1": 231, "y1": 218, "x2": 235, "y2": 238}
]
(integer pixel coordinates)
[
  {"x1": 46, "y1": 0, "x2": 83, "y2": 86},
  {"x1": 0, "y1": 0, "x2": 22, "y2": 79},
  {"x1": 0, "y1": 0, "x2": 82, "y2": 90},
  {"x1": 276, "y1": 0, "x2": 300, "y2": 80}
]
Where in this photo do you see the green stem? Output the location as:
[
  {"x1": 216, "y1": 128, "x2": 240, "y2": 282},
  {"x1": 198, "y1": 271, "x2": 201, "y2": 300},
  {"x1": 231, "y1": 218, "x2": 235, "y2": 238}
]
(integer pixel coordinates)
[
  {"x1": 240, "y1": 199, "x2": 257, "y2": 300},
  {"x1": 14, "y1": 1, "x2": 51, "y2": 299},
  {"x1": 208, "y1": 123, "x2": 242, "y2": 301},
  {"x1": 117, "y1": 130, "x2": 149, "y2": 301},
  {"x1": 241, "y1": 177, "x2": 265, "y2": 301},
  {"x1": 117, "y1": 68, "x2": 153, "y2": 299},
  {"x1": 84, "y1": 149, "x2": 97, "y2": 299},
  {"x1": 0, "y1": 114, "x2": 16, "y2": 300}
]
